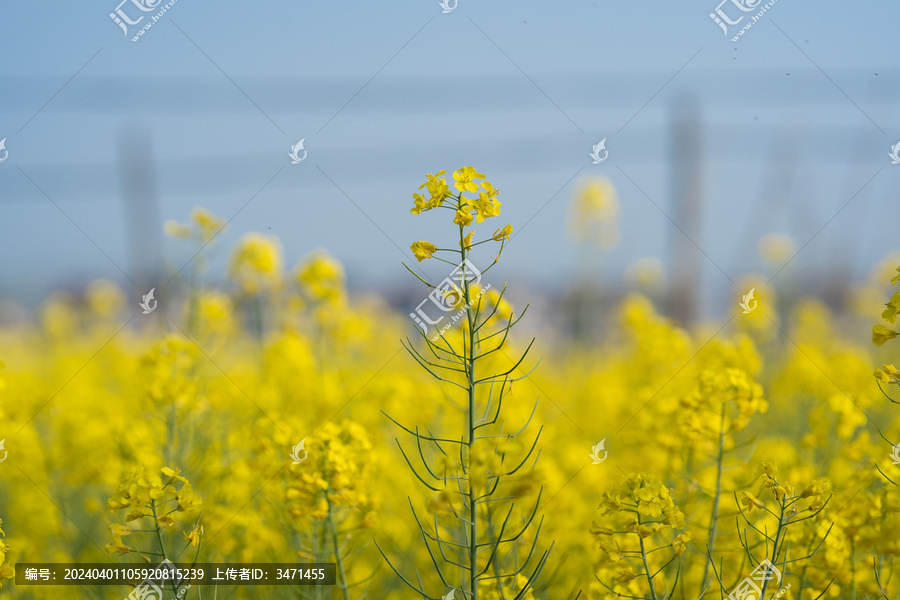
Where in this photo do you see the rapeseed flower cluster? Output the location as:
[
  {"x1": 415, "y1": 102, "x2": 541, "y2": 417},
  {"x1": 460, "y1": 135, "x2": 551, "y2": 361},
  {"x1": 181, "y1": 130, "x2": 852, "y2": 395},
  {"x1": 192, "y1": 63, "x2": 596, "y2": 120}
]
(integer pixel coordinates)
[
  {"x1": 0, "y1": 519, "x2": 12, "y2": 588},
  {"x1": 106, "y1": 466, "x2": 202, "y2": 559},
  {"x1": 409, "y1": 166, "x2": 512, "y2": 262},
  {"x1": 873, "y1": 265, "x2": 900, "y2": 347},
  {"x1": 592, "y1": 474, "x2": 688, "y2": 598}
]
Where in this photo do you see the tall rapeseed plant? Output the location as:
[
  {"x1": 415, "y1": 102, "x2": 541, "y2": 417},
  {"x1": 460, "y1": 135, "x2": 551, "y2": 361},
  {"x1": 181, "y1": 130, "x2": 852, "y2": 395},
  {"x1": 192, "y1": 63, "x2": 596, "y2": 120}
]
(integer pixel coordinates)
[{"x1": 378, "y1": 168, "x2": 549, "y2": 600}]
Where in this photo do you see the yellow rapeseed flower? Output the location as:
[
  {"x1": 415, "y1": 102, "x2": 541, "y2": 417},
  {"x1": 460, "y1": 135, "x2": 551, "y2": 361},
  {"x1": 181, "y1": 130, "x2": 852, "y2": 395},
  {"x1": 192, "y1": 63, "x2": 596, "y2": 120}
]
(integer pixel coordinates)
[
  {"x1": 452, "y1": 166, "x2": 485, "y2": 193},
  {"x1": 0, "y1": 519, "x2": 12, "y2": 588},
  {"x1": 741, "y1": 492, "x2": 765, "y2": 510},
  {"x1": 410, "y1": 241, "x2": 437, "y2": 261},
  {"x1": 883, "y1": 291, "x2": 900, "y2": 323},
  {"x1": 875, "y1": 364, "x2": 900, "y2": 385},
  {"x1": 183, "y1": 524, "x2": 203, "y2": 547},
  {"x1": 492, "y1": 224, "x2": 513, "y2": 241},
  {"x1": 472, "y1": 186, "x2": 501, "y2": 223},
  {"x1": 412, "y1": 171, "x2": 452, "y2": 213},
  {"x1": 453, "y1": 208, "x2": 474, "y2": 227},
  {"x1": 671, "y1": 532, "x2": 691, "y2": 556},
  {"x1": 873, "y1": 325, "x2": 898, "y2": 347}
]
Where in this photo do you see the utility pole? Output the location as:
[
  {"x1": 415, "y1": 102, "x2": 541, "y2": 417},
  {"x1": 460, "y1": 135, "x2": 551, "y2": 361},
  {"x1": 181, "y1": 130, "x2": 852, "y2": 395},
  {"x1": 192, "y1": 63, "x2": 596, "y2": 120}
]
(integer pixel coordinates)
[
  {"x1": 117, "y1": 127, "x2": 164, "y2": 299},
  {"x1": 668, "y1": 97, "x2": 704, "y2": 326}
]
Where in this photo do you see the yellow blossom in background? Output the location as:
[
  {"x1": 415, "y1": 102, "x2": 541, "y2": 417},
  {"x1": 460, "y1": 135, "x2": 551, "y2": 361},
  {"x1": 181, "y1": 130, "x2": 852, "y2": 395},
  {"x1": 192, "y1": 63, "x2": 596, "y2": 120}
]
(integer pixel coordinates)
[
  {"x1": 39, "y1": 292, "x2": 79, "y2": 339},
  {"x1": 165, "y1": 206, "x2": 226, "y2": 243},
  {"x1": 3, "y1": 196, "x2": 900, "y2": 599},
  {"x1": 758, "y1": 233, "x2": 796, "y2": 264},
  {"x1": 484, "y1": 289, "x2": 513, "y2": 322},
  {"x1": 229, "y1": 233, "x2": 283, "y2": 293},
  {"x1": 569, "y1": 176, "x2": 620, "y2": 248},
  {"x1": 140, "y1": 334, "x2": 201, "y2": 407},
  {"x1": 191, "y1": 207, "x2": 226, "y2": 242},
  {"x1": 83, "y1": 280, "x2": 125, "y2": 317},
  {"x1": 679, "y1": 365, "x2": 767, "y2": 442},
  {"x1": 164, "y1": 219, "x2": 192, "y2": 238},
  {"x1": 196, "y1": 291, "x2": 236, "y2": 335},
  {"x1": 625, "y1": 257, "x2": 666, "y2": 290},
  {"x1": 296, "y1": 250, "x2": 346, "y2": 303},
  {"x1": 735, "y1": 278, "x2": 778, "y2": 337}
]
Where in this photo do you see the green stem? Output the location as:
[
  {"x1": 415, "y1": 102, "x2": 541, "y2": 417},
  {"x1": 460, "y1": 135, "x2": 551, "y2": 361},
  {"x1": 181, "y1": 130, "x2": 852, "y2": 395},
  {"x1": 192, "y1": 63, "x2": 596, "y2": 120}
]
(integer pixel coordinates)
[
  {"x1": 186, "y1": 249, "x2": 199, "y2": 335},
  {"x1": 760, "y1": 500, "x2": 785, "y2": 600},
  {"x1": 150, "y1": 500, "x2": 169, "y2": 563},
  {"x1": 461, "y1": 218, "x2": 478, "y2": 600},
  {"x1": 325, "y1": 491, "x2": 351, "y2": 600},
  {"x1": 165, "y1": 401, "x2": 176, "y2": 466},
  {"x1": 700, "y1": 404, "x2": 727, "y2": 593},
  {"x1": 149, "y1": 499, "x2": 180, "y2": 597},
  {"x1": 637, "y1": 513, "x2": 659, "y2": 600},
  {"x1": 796, "y1": 536, "x2": 816, "y2": 600},
  {"x1": 252, "y1": 294, "x2": 263, "y2": 340}
]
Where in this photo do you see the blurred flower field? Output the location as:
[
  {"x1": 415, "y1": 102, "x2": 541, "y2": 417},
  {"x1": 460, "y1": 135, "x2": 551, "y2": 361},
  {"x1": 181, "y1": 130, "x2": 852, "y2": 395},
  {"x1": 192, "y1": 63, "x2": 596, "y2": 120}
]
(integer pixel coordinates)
[{"x1": 1, "y1": 171, "x2": 900, "y2": 600}]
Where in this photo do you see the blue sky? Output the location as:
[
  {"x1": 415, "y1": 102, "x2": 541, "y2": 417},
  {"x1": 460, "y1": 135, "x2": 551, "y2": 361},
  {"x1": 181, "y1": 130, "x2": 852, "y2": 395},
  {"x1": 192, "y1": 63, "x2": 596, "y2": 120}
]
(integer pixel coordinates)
[{"x1": 1, "y1": 0, "x2": 898, "y2": 312}]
